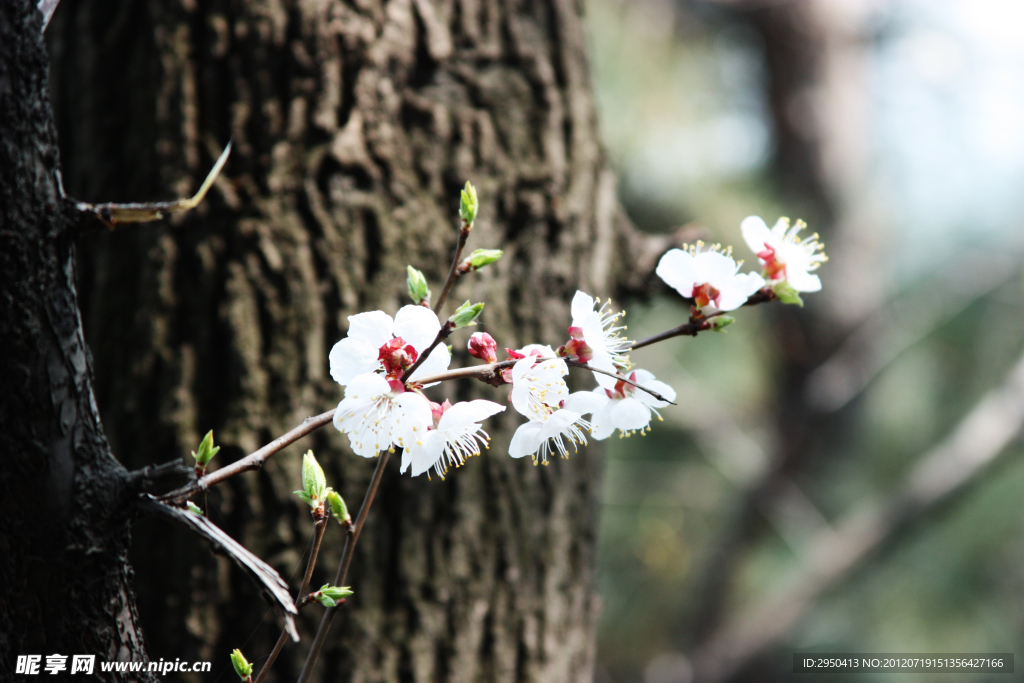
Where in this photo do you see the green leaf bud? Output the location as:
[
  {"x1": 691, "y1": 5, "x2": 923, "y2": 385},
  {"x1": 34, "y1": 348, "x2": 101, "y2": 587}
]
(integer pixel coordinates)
[
  {"x1": 301, "y1": 450, "x2": 327, "y2": 504},
  {"x1": 230, "y1": 649, "x2": 253, "y2": 680},
  {"x1": 406, "y1": 265, "x2": 431, "y2": 305},
  {"x1": 459, "y1": 181, "x2": 478, "y2": 225},
  {"x1": 771, "y1": 280, "x2": 804, "y2": 307},
  {"x1": 327, "y1": 489, "x2": 351, "y2": 524},
  {"x1": 711, "y1": 316, "x2": 735, "y2": 332},
  {"x1": 448, "y1": 301, "x2": 484, "y2": 329},
  {"x1": 462, "y1": 248, "x2": 503, "y2": 271},
  {"x1": 192, "y1": 430, "x2": 220, "y2": 467},
  {"x1": 186, "y1": 501, "x2": 204, "y2": 516},
  {"x1": 319, "y1": 584, "x2": 354, "y2": 602}
]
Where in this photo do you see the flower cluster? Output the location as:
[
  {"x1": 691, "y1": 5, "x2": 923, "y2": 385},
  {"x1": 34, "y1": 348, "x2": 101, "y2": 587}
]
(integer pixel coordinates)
[{"x1": 323, "y1": 210, "x2": 824, "y2": 475}]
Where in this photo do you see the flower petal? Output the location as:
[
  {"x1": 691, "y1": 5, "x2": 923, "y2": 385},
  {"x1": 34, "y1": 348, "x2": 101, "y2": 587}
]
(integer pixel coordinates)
[
  {"x1": 716, "y1": 271, "x2": 766, "y2": 311},
  {"x1": 741, "y1": 216, "x2": 772, "y2": 254},
  {"x1": 562, "y1": 390, "x2": 608, "y2": 416},
  {"x1": 589, "y1": 401, "x2": 617, "y2": 440},
  {"x1": 393, "y1": 305, "x2": 442, "y2": 353},
  {"x1": 787, "y1": 268, "x2": 821, "y2": 293},
  {"x1": 346, "y1": 311, "x2": 394, "y2": 349},
  {"x1": 407, "y1": 344, "x2": 451, "y2": 385},
  {"x1": 588, "y1": 354, "x2": 620, "y2": 391},
  {"x1": 509, "y1": 421, "x2": 544, "y2": 458},
  {"x1": 409, "y1": 432, "x2": 446, "y2": 477},
  {"x1": 519, "y1": 343, "x2": 557, "y2": 359},
  {"x1": 632, "y1": 377, "x2": 676, "y2": 408},
  {"x1": 391, "y1": 392, "x2": 433, "y2": 449},
  {"x1": 437, "y1": 399, "x2": 506, "y2": 431},
  {"x1": 656, "y1": 249, "x2": 698, "y2": 298},
  {"x1": 571, "y1": 290, "x2": 596, "y2": 325},
  {"x1": 610, "y1": 397, "x2": 651, "y2": 432},
  {"x1": 329, "y1": 337, "x2": 380, "y2": 386}
]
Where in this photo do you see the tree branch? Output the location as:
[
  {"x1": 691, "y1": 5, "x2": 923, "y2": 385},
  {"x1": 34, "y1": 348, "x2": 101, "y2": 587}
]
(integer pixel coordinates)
[
  {"x1": 297, "y1": 450, "x2": 392, "y2": 683},
  {"x1": 137, "y1": 496, "x2": 299, "y2": 642},
  {"x1": 433, "y1": 216, "x2": 473, "y2": 313}
]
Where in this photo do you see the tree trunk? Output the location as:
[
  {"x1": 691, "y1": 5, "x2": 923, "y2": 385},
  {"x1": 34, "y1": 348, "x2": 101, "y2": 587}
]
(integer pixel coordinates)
[
  {"x1": 0, "y1": 3, "x2": 155, "y2": 681},
  {"x1": 47, "y1": 0, "x2": 645, "y2": 680}
]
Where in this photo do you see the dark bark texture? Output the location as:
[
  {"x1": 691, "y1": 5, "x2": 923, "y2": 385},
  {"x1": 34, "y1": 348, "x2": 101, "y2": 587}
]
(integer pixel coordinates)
[
  {"x1": 47, "y1": 0, "x2": 651, "y2": 681},
  {"x1": 0, "y1": 3, "x2": 154, "y2": 681}
]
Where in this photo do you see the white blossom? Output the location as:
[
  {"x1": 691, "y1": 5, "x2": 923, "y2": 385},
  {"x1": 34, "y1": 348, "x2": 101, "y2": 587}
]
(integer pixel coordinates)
[
  {"x1": 656, "y1": 244, "x2": 765, "y2": 313},
  {"x1": 329, "y1": 306, "x2": 451, "y2": 387},
  {"x1": 507, "y1": 356, "x2": 590, "y2": 464},
  {"x1": 333, "y1": 373, "x2": 432, "y2": 457},
  {"x1": 401, "y1": 400, "x2": 506, "y2": 478},
  {"x1": 568, "y1": 291, "x2": 633, "y2": 390},
  {"x1": 741, "y1": 216, "x2": 827, "y2": 292},
  {"x1": 563, "y1": 369, "x2": 676, "y2": 440}
]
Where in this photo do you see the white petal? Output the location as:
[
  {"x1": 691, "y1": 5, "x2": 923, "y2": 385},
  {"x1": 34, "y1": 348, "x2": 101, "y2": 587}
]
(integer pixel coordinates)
[
  {"x1": 519, "y1": 344, "x2": 556, "y2": 359},
  {"x1": 695, "y1": 251, "x2": 739, "y2": 284},
  {"x1": 741, "y1": 216, "x2": 772, "y2": 254},
  {"x1": 562, "y1": 390, "x2": 608, "y2": 416},
  {"x1": 610, "y1": 397, "x2": 651, "y2": 432},
  {"x1": 345, "y1": 372, "x2": 391, "y2": 398},
  {"x1": 588, "y1": 354, "x2": 620, "y2": 391},
  {"x1": 540, "y1": 409, "x2": 581, "y2": 439},
  {"x1": 329, "y1": 337, "x2": 380, "y2": 386},
  {"x1": 571, "y1": 290, "x2": 595, "y2": 325},
  {"x1": 400, "y1": 444, "x2": 414, "y2": 474},
  {"x1": 787, "y1": 269, "x2": 822, "y2": 293},
  {"x1": 393, "y1": 305, "x2": 442, "y2": 352},
  {"x1": 510, "y1": 383, "x2": 535, "y2": 419},
  {"x1": 509, "y1": 421, "x2": 544, "y2": 458},
  {"x1": 716, "y1": 272, "x2": 765, "y2": 311},
  {"x1": 655, "y1": 249, "x2": 698, "y2": 297},
  {"x1": 511, "y1": 356, "x2": 538, "y2": 384},
  {"x1": 589, "y1": 401, "x2": 617, "y2": 440},
  {"x1": 532, "y1": 357, "x2": 569, "y2": 379},
  {"x1": 391, "y1": 392, "x2": 433, "y2": 449},
  {"x1": 346, "y1": 311, "x2": 394, "y2": 349},
  {"x1": 581, "y1": 311, "x2": 609, "y2": 355},
  {"x1": 437, "y1": 400, "x2": 506, "y2": 431},
  {"x1": 409, "y1": 432, "x2": 446, "y2": 477},
  {"x1": 633, "y1": 378, "x2": 676, "y2": 408},
  {"x1": 407, "y1": 344, "x2": 451, "y2": 385}
]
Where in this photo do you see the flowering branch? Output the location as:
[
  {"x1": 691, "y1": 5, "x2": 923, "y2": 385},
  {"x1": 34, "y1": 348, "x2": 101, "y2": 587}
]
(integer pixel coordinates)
[
  {"x1": 158, "y1": 410, "x2": 334, "y2": 503},
  {"x1": 297, "y1": 450, "x2": 392, "y2": 683},
  {"x1": 253, "y1": 512, "x2": 330, "y2": 683},
  {"x1": 629, "y1": 287, "x2": 777, "y2": 351},
  {"x1": 400, "y1": 322, "x2": 455, "y2": 383}
]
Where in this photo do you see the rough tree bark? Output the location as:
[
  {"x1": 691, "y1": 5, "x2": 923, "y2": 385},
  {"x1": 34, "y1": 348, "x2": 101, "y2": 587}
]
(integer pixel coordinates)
[
  {"x1": 44, "y1": 0, "x2": 657, "y2": 681},
  {"x1": 0, "y1": 3, "x2": 156, "y2": 681}
]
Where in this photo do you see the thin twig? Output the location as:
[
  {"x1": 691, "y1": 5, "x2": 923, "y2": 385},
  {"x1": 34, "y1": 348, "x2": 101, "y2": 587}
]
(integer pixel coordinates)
[
  {"x1": 254, "y1": 514, "x2": 329, "y2": 683},
  {"x1": 297, "y1": 450, "x2": 392, "y2": 683},
  {"x1": 433, "y1": 219, "x2": 472, "y2": 313},
  {"x1": 629, "y1": 288, "x2": 777, "y2": 351},
  {"x1": 400, "y1": 322, "x2": 455, "y2": 383},
  {"x1": 158, "y1": 410, "x2": 335, "y2": 502},
  {"x1": 564, "y1": 360, "x2": 677, "y2": 405}
]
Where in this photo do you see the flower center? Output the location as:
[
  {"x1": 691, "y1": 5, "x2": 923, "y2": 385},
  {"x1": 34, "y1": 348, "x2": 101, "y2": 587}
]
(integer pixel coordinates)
[
  {"x1": 692, "y1": 283, "x2": 722, "y2": 309},
  {"x1": 378, "y1": 337, "x2": 418, "y2": 378},
  {"x1": 757, "y1": 245, "x2": 787, "y2": 280}
]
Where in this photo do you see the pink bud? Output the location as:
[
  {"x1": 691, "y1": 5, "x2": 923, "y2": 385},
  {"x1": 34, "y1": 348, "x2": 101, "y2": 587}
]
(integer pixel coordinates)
[
  {"x1": 567, "y1": 326, "x2": 585, "y2": 341},
  {"x1": 468, "y1": 332, "x2": 498, "y2": 363}
]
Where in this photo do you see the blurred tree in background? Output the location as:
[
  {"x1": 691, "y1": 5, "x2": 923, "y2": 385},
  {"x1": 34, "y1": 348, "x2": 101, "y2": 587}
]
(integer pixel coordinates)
[{"x1": 588, "y1": 1, "x2": 1024, "y2": 682}]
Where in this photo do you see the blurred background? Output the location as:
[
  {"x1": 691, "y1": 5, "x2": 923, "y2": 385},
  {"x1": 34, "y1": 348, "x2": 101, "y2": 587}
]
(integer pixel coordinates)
[{"x1": 585, "y1": 0, "x2": 1024, "y2": 681}]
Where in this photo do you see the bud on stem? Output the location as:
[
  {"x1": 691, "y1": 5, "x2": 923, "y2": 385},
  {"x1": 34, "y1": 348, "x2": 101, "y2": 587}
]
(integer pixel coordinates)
[
  {"x1": 449, "y1": 301, "x2": 484, "y2": 329},
  {"x1": 406, "y1": 265, "x2": 431, "y2": 306},
  {"x1": 191, "y1": 430, "x2": 220, "y2": 477},
  {"x1": 459, "y1": 181, "x2": 478, "y2": 227},
  {"x1": 230, "y1": 649, "x2": 253, "y2": 681}
]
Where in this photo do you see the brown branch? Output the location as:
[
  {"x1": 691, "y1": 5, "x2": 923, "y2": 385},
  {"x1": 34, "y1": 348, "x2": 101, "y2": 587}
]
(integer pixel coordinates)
[
  {"x1": 158, "y1": 410, "x2": 335, "y2": 503},
  {"x1": 297, "y1": 450, "x2": 392, "y2": 683},
  {"x1": 254, "y1": 513, "x2": 330, "y2": 683},
  {"x1": 564, "y1": 360, "x2": 677, "y2": 404},
  {"x1": 691, "y1": 348, "x2": 1024, "y2": 683},
  {"x1": 629, "y1": 288, "x2": 777, "y2": 351},
  {"x1": 73, "y1": 141, "x2": 231, "y2": 231},
  {"x1": 433, "y1": 218, "x2": 472, "y2": 314},
  {"x1": 400, "y1": 322, "x2": 455, "y2": 383}
]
